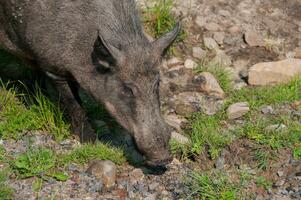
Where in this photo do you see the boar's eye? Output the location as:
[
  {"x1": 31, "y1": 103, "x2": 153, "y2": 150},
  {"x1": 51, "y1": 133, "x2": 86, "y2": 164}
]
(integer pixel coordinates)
[{"x1": 122, "y1": 84, "x2": 134, "y2": 97}]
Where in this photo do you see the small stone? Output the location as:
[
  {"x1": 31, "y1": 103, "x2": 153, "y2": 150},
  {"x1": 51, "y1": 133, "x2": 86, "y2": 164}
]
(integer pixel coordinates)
[
  {"x1": 86, "y1": 160, "x2": 117, "y2": 189},
  {"x1": 192, "y1": 47, "x2": 206, "y2": 60},
  {"x1": 213, "y1": 50, "x2": 232, "y2": 66},
  {"x1": 215, "y1": 157, "x2": 225, "y2": 170},
  {"x1": 164, "y1": 114, "x2": 188, "y2": 132},
  {"x1": 129, "y1": 168, "x2": 144, "y2": 183},
  {"x1": 228, "y1": 26, "x2": 241, "y2": 34},
  {"x1": 277, "y1": 171, "x2": 284, "y2": 177},
  {"x1": 204, "y1": 37, "x2": 219, "y2": 50},
  {"x1": 144, "y1": 194, "x2": 157, "y2": 200},
  {"x1": 260, "y1": 105, "x2": 274, "y2": 114},
  {"x1": 244, "y1": 30, "x2": 264, "y2": 47},
  {"x1": 148, "y1": 182, "x2": 160, "y2": 191},
  {"x1": 265, "y1": 124, "x2": 287, "y2": 132},
  {"x1": 227, "y1": 102, "x2": 250, "y2": 119},
  {"x1": 274, "y1": 179, "x2": 285, "y2": 187},
  {"x1": 197, "y1": 72, "x2": 225, "y2": 99},
  {"x1": 195, "y1": 16, "x2": 206, "y2": 27},
  {"x1": 205, "y1": 22, "x2": 220, "y2": 31},
  {"x1": 248, "y1": 59, "x2": 301, "y2": 86},
  {"x1": 234, "y1": 82, "x2": 247, "y2": 90},
  {"x1": 171, "y1": 131, "x2": 190, "y2": 144},
  {"x1": 213, "y1": 32, "x2": 225, "y2": 45},
  {"x1": 184, "y1": 59, "x2": 198, "y2": 69},
  {"x1": 167, "y1": 57, "x2": 183, "y2": 68},
  {"x1": 295, "y1": 48, "x2": 301, "y2": 59}
]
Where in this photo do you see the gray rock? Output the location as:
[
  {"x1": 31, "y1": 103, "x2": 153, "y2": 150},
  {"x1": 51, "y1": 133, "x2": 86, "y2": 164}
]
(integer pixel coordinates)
[
  {"x1": 260, "y1": 105, "x2": 274, "y2": 114},
  {"x1": 215, "y1": 157, "x2": 225, "y2": 170},
  {"x1": 244, "y1": 30, "x2": 264, "y2": 47},
  {"x1": 213, "y1": 32, "x2": 225, "y2": 45},
  {"x1": 198, "y1": 72, "x2": 225, "y2": 99},
  {"x1": 86, "y1": 160, "x2": 117, "y2": 189},
  {"x1": 213, "y1": 50, "x2": 232, "y2": 66},
  {"x1": 167, "y1": 57, "x2": 183, "y2": 68},
  {"x1": 195, "y1": 16, "x2": 206, "y2": 27},
  {"x1": 227, "y1": 102, "x2": 250, "y2": 119},
  {"x1": 164, "y1": 114, "x2": 188, "y2": 132},
  {"x1": 144, "y1": 194, "x2": 157, "y2": 200},
  {"x1": 248, "y1": 59, "x2": 301, "y2": 86},
  {"x1": 148, "y1": 182, "x2": 160, "y2": 191},
  {"x1": 204, "y1": 37, "x2": 219, "y2": 50},
  {"x1": 265, "y1": 124, "x2": 287, "y2": 132},
  {"x1": 129, "y1": 168, "x2": 144, "y2": 184},
  {"x1": 184, "y1": 59, "x2": 198, "y2": 69},
  {"x1": 205, "y1": 22, "x2": 221, "y2": 31},
  {"x1": 171, "y1": 131, "x2": 190, "y2": 144},
  {"x1": 192, "y1": 47, "x2": 206, "y2": 60}
]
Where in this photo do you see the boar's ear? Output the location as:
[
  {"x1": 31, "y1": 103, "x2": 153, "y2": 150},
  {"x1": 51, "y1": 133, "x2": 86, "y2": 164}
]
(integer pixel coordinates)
[
  {"x1": 98, "y1": 33, "x2": 125, "y2": 64},
  {"x1": 151, "y1": 22, "x2": 181, "y2": 56}
]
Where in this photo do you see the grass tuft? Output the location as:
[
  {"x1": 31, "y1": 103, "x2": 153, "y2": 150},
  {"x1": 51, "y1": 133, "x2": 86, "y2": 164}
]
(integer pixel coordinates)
[
  {"x1": 58, "y1": 142, "x2": 126, "y2": 166},
  {"x1": 187, "y1": 171, "x2": 239, "y2": 200},
  {"x1": 0, "y1": 83, "x2": 70, "y2": 141}
]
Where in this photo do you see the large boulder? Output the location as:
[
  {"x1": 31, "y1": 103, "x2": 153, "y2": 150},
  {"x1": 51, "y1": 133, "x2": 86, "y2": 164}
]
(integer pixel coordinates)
[{"x1": 248, "y1": 59, "x2": 301, "y2": 86}]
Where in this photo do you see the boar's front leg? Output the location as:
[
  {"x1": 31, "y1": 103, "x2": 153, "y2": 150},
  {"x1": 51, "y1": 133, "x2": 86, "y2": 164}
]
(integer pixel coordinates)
[{"x1": 47, "y1": 76, "x2": 96, "y2": 143}]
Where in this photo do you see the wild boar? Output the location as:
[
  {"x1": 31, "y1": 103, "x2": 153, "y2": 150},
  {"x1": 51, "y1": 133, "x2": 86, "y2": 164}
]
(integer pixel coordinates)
[{"x1": 0, "y1": 0, "x2": 180, "y2": 167}]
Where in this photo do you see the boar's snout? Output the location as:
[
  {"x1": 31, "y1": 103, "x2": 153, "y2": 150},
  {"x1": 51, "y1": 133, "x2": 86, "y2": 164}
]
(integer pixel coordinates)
[
  {"x1": 132, "y1": 120, "x2": 173, "y2": 167},
  {"x1": 146, "y1": 149, "x2": 173, "y2": 167}
]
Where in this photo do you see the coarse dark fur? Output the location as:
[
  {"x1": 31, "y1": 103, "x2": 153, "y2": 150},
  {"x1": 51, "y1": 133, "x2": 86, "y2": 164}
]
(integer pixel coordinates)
[{"x1": 0, "y1": 0, "x2": 180, "y2": 166}]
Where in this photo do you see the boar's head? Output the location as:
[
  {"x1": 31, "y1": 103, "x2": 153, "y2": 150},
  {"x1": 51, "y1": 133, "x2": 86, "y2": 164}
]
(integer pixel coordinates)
[{"x1": 91, "y1": 23, "x2": 180, "y2": 167}]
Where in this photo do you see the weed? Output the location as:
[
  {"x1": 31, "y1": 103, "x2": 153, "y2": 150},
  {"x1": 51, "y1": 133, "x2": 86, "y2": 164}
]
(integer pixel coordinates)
[
  {"x1": 189, "y1": 113, "x2": 234, "y2": 159},
  {"x1": 186, "y1": 171, "x2": 239, "y2": 200},
  {"x1": 169, "y1": 139, "x2": 190, "y2": 160},
  {"x1": 0, "y1": 84, "x2": 70, "y2": 141},
  {"x1": 143, "y1": 0, "x2": 185, "y2": 56},
  {"x1": 194, "y1": 61, "x2": 232, "y2": 93},
  {"x1": 0, "y1": 169, "x2": 14, "y2": 200},
  {"x1": 13, "y1": 147, "x2": 54, "y2": 178},
  {"x1": 58, "y1": 142, "x2": 126, "y2": 166},
  {"x1": 255, "y1": 176, "x2": 273, "y2": 190},
  {"x1": 227, "y1": 77, "x2": 301, "y2": 109},
  {"x1": 254, "y1": 149, "x2": 271, "y2": 171}
]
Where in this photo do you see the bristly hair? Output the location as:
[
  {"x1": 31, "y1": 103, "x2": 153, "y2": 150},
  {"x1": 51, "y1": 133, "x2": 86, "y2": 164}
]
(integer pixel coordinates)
[{"x1": 98, "y1": 0, "x2": 149, "y2": 51}]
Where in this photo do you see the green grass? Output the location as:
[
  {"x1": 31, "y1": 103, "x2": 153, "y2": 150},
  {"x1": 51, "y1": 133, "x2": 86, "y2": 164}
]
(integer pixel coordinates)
[
  {"x1": 227, "y1": 77, "x2": 301, "y2": 109},
  {"x1": 143, "y1": 0, "x2": 185, "y2": 55},
  {"x1": 189, "y1": 113, "x2": 234, "y2": 159},
  {"x1": 255, "y1": 176, "x2": 273, "y2": 190},
  {"x1": 187, "y1": 171, "x2": 240, "y2": 200},
  {"x1": 58, "y1": 142, "x2": 126, "y2": 166},
  {"x1": 0, "y1": 84, "x2": 70, "y2": 141},
  {"x1": 0, "y1": 169, "x2": 14, "y2": 200},
  {"x1": 194, "y1": 61, "x2": 232, "y2": 94}
]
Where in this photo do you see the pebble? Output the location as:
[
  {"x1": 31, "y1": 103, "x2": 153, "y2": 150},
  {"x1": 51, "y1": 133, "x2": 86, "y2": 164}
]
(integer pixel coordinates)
[
  {"x1": 244, "y1": 30, "x2": 264, "y2": 47},
  {"x1": 260, "y1": 105, "x2": 274, "y2": 114},
  {"x1": 227, "y1": 102, "x2": 250, "y2": 119},
  {"x1": 213, "y1": 32, "x2": 225, "y2": 45},
  {"x1": 184, "y1": 59, "x2": 198, "y2": 69},
  {"x1": 192, "y1": 47, "x2": 206, "y2": 60},
  {"x1": 171, "y1": 131, "x2": 190, "y2": 144},
  {"x1": 203, "y1": 37, "x2": 219, "y2": 50},
  {"x1": 86, "y1": 160, "x2": 117, "y2": 189}
]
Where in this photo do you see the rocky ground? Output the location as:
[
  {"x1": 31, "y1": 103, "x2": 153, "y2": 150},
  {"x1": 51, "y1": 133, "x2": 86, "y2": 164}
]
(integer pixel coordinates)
[{"x1": 1, "y1": 0, "x2": 301, "y2": 199}]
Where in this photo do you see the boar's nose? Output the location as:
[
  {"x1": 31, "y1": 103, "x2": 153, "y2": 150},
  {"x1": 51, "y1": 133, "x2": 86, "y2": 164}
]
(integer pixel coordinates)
[{"x1": 146, "y1": 151, "x2": 173, "y2": 167}]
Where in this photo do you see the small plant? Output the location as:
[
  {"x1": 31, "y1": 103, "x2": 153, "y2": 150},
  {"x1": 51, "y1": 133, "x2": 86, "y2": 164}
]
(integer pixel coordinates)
[
  {"x1": 58, "y1": 142, "x2": 126, "y2": 166},
  {"x1": 255, "y1": 176, "x2": 273, "y2": 190},
  {"x1": 0, "y1": 169, "x2": 14, "y2": 200},
  {"x1": 169, "y1": 139, "x2": 190, "y2": 160},
  {"x1": 254, "y1": 149, "x2": 271, "y2": 171},
  {"x1": 186, "y1": 171, "x2": 239, "y2": 200},
  {"x1": 143, "y1": 0, "x2": 185, "y2": 56},
  {"x1": 12, "y1": 147, "x2": 68, "y2": 181},
  {"x1": 189, "y1": 113, "x2": 234, "y2": 159},
  {"x1": 0, "y1": 83, "x2": 70, "y2": 141}
]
